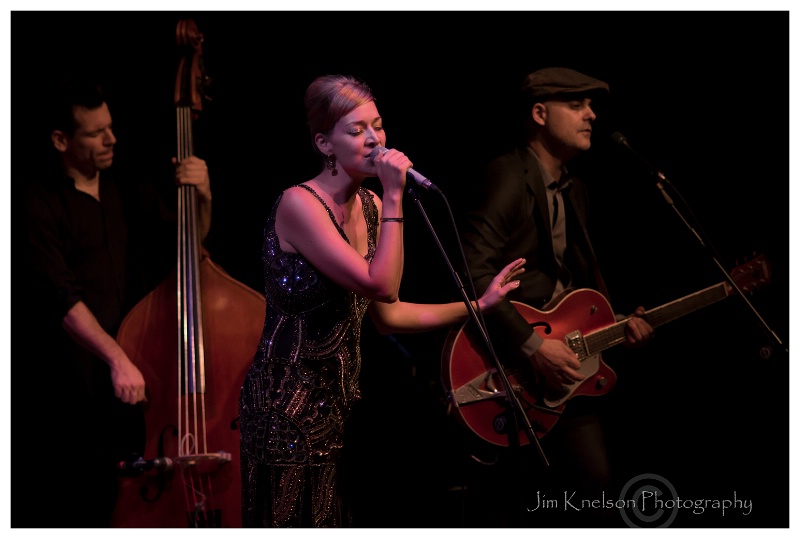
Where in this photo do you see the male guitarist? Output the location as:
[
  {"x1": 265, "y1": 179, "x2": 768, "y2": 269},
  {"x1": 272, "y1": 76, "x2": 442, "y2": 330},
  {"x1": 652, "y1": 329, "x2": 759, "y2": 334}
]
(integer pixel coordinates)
[{"x1": 458, "y1": 67, "x2": 654, "y2": 526}]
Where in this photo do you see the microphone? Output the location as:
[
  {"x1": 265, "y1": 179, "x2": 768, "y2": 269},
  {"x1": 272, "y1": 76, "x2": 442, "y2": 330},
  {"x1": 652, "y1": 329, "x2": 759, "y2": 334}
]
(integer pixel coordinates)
[
  {"x1": 610, "y1": 132, "x2": 669, "y2": 184},
  {"x1": 369, "y1": 146, "x2": 440, "y2": 191},
  {"x1": 611, "y1": 131, "x2": 674, "y2": 204}
]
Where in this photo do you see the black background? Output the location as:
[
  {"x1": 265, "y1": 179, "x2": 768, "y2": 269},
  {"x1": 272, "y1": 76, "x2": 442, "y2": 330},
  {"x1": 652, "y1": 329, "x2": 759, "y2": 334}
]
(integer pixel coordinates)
[{"x1": 11, "y1": 11, "x2": 789, "y2": 528}]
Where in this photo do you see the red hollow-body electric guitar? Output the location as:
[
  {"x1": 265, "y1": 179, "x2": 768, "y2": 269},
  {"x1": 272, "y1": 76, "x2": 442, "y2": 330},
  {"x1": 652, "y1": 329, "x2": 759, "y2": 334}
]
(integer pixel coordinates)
[{"x1": 441, "y1": 256, "x2": 770, "y2": 447}]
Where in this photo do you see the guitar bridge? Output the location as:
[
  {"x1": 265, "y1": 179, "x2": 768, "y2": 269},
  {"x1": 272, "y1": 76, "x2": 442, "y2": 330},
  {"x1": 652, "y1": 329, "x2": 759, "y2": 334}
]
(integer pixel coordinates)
[
  {"x1": 450, "y1": 368, "x2": 507, "y2": 406},
  {"x1": 564, "y1": 330, "x2": 588, "y2": 358}
]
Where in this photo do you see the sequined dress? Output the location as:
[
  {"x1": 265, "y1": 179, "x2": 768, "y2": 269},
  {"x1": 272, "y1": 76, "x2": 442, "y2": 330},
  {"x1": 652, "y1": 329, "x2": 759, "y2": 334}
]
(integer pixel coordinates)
[{"x1": 239, "y1": 184, "x2": 378, "y2": 527}]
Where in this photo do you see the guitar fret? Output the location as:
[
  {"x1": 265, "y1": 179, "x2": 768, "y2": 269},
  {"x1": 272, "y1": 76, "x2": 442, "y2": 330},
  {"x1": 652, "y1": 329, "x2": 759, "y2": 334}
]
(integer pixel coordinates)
[
  {"x1": 585, "y1": 282, "x2": 729, "y2": 355},
  {"x1": 585, "y1": 325, "x2": 626, "y2": 355},
  {"x1": 648, "y1": 283, "x2": 728, "y2": 327}
]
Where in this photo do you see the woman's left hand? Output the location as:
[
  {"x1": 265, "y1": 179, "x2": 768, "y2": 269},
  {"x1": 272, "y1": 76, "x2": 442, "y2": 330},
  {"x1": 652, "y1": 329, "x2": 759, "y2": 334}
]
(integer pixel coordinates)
[{"x1": 478, "y1": 258, "x2": 526, "y2": 311}]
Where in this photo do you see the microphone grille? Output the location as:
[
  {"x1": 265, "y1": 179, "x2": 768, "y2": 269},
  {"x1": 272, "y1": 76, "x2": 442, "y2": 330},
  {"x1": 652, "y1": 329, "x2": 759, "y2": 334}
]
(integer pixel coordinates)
[
  {"x1": 610, "y1": 132, "x2": 627, "y2": 145},
  {"x1": 369, "y1": 146, "x2": 388, "y2": 159}
]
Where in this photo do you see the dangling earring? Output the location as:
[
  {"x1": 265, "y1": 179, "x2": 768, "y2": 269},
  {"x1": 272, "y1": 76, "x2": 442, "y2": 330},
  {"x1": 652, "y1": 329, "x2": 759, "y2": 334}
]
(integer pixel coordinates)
[{"x1": 325, "y1": 154, "x2": 338, "y2": 176}]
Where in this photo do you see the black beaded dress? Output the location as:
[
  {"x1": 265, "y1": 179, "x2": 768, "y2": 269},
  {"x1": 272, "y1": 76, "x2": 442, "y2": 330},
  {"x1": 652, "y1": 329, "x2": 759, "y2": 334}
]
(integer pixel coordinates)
[{"x1": 239, "y1": 184, "x2": 378, "y2": 527}]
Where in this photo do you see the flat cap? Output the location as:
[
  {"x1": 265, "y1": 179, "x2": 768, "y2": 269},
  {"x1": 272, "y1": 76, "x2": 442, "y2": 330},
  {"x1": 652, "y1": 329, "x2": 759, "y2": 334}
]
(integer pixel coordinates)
[{"x1": 521, "y1": 67, "x2": 609, "y2": 101}]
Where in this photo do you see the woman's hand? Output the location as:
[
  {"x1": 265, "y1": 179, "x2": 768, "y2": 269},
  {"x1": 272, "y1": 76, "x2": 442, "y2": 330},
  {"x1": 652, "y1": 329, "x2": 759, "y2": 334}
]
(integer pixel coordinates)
[
  {"x1": 372, "y1": 147, "x2": 411, "y2": 194},
  {"x1": 477, "y1": 257, "x2": 526, "y2": 311}
]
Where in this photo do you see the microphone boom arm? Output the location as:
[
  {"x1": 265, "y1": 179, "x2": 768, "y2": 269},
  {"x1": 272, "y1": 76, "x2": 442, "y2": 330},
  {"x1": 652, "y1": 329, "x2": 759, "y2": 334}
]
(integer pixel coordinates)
[{"x1": 611, "y1": 132, "x2": 786, "y2": 355}]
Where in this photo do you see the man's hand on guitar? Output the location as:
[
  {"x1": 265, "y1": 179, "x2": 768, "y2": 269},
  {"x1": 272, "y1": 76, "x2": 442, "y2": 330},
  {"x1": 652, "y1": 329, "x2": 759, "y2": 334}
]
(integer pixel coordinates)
[
  {"x1": 623, "y1": 306, "x2": 654, "y2": 349},
  {"x1": 531, "y1": 338, "x2": 586, "y2": 388}
]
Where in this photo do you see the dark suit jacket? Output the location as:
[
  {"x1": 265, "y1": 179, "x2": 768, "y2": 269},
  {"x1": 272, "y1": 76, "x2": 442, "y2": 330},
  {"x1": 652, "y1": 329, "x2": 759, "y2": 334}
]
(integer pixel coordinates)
[{"x1": 460, "y1": 145, "x2": 610, "y2": 360}]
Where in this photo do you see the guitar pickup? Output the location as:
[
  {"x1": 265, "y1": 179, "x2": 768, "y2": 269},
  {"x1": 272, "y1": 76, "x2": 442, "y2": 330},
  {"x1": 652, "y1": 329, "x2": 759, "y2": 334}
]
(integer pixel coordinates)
[
  {"x1": 450, "y1": 369, "x2": 507, "y2": 406},
  {"x1": 564, "y1": 330, "x2": 588, "y2": 357}
]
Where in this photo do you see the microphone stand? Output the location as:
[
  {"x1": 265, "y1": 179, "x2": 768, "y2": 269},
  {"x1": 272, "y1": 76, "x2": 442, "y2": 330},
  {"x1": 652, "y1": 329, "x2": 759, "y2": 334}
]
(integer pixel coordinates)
[
  {"x1": 405, "y1": 184, "x2": 549, "y2": 466},
  {"x1": 614, "y1": 134, "x2": 787, "y2": 356}
]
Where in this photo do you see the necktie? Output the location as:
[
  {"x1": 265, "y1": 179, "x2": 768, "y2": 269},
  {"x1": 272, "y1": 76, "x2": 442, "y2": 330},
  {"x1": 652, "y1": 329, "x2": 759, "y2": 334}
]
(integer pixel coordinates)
[{"x1": 548, "y1": 181, "x2": 559, "y2": 227}]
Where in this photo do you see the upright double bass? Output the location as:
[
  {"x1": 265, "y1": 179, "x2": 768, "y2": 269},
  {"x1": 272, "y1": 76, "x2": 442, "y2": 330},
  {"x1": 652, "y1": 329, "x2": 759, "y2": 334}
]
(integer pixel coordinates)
[{"x1": 111, "y1": 19, "x2": 265, "y2": 528}]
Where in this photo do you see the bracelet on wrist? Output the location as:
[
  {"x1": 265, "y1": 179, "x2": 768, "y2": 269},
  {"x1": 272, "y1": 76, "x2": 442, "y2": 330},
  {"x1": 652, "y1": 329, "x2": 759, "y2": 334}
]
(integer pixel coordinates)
[{"x1": 380, "y1": 217, "x2": 404, "y2": 223}]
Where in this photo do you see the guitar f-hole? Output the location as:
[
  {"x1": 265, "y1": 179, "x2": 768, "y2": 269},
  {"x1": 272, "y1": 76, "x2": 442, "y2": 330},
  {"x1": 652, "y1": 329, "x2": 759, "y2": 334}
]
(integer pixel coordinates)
[{"x1": 529, "y1": 321, "x2": 552, "y2": 334}]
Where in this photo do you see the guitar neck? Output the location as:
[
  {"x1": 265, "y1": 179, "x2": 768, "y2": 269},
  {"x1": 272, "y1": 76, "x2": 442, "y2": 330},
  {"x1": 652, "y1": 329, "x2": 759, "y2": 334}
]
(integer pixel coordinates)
[{"x1": 585, "y1": 281, "x2": 730, "y2": 354}]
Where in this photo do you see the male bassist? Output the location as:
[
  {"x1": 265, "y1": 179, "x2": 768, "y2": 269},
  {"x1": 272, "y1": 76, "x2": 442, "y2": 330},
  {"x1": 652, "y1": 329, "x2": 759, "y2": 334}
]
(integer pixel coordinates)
[{"x1": 459, "y1": 67, "x2": 654, "y2": 526}]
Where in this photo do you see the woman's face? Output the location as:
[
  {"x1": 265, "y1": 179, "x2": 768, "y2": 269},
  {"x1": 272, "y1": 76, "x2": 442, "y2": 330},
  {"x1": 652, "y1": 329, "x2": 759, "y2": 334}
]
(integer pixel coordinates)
[{"x1": 326, "y1": 100, "x2": 387, "y2": 178}]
